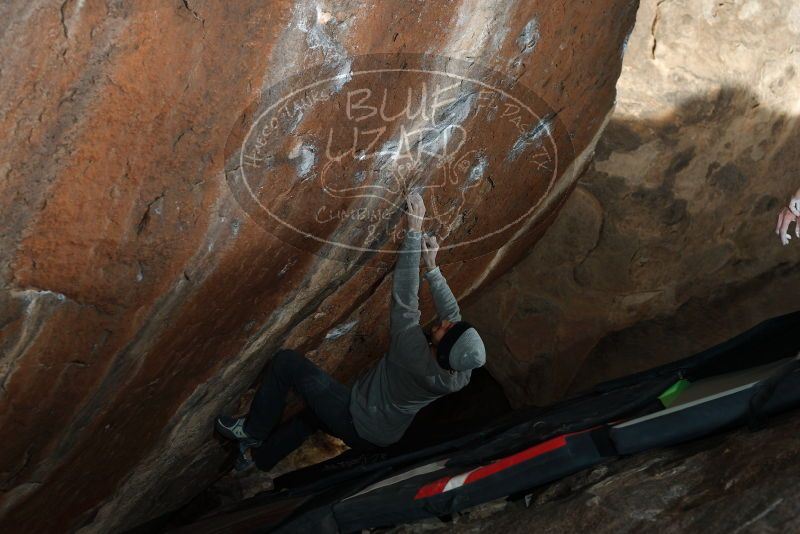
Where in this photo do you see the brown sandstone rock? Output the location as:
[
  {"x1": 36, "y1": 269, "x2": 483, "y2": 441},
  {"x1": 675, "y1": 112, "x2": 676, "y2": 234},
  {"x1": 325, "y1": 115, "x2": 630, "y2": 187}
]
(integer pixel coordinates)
[
  {"x1": 0, "y1": 0, "x2": 635, "y2": 531},
  {"x1": 465, "y1": 0, "x2": 800, "y2": 407}
]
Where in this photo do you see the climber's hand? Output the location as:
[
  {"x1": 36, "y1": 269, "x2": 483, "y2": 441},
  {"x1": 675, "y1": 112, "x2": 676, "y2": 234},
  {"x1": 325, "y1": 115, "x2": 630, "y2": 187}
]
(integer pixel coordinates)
[
  {"x1": 775, "y1": 207, "x2": 799, "y2": 246},
  {"x1": 406, "y1": 191, "x2": 426, "y2": 232},
  {"x1": 421, "y1": 234, "x2": 439, "y2": 269}
]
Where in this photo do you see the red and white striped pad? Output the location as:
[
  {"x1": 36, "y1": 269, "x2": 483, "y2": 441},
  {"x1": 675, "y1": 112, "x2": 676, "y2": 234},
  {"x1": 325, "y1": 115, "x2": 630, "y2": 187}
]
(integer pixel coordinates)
[{"x1": 414, "y1": 432, "x2": 574, "y2": 500}]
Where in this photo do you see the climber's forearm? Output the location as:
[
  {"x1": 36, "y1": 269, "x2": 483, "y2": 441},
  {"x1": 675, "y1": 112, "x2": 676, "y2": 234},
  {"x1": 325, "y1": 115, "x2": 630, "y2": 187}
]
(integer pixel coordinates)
[
  {"x1": 389, "y1": 229, "x2": 423, "y2": 334},
  {"x1": 424, "y1": 266, "x2": 461, "y2": 322}
]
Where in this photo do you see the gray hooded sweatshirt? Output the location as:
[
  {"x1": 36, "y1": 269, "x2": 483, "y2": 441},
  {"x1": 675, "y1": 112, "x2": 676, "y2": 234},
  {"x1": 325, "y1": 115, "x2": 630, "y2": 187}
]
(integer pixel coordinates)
[{"x1": 348, "y1": 230, "x2": 472, "y2": 447}]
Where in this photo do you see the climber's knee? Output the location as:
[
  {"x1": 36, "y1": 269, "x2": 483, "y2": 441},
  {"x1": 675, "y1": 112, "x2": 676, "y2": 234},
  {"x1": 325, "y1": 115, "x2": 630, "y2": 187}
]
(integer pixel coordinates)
[{"x1": 271, "y1": 348, "x2": 305, "y2": 376}]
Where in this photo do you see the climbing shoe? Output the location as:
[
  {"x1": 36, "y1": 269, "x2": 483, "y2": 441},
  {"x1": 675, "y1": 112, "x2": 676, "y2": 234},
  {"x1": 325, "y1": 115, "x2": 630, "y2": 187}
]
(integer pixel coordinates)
[
  {"x1": 234, "y1": 441, "x2": 255, "y2": 473},
  {"x1": 215, "y1": 415, "x2": 262, "y2": 448}
]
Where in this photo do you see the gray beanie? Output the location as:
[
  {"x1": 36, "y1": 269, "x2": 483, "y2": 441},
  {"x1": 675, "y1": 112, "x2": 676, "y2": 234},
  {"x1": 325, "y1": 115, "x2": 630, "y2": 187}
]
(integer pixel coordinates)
[{"x1": 446, "y1": 326, "x2": 486, "y2": 371}]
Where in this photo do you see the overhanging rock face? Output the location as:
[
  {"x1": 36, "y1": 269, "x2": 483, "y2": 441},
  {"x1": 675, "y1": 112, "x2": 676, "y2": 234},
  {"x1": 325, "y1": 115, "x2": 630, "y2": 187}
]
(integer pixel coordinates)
[{"x1": 0, "y1": 1, "x2": 637, "y2": 531}]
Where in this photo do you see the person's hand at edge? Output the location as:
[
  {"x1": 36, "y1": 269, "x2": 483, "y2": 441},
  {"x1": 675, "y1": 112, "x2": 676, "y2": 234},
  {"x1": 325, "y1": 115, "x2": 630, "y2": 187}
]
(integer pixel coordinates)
[{"x1": 776, "y1": 207, "x2": 799, "y2": 246}]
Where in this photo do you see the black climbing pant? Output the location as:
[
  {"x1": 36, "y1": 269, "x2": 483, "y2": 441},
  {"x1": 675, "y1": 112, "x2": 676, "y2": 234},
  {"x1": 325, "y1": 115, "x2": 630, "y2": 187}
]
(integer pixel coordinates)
[{"x1": 244, "y1": 348, "x2": 377, "y2": 471}]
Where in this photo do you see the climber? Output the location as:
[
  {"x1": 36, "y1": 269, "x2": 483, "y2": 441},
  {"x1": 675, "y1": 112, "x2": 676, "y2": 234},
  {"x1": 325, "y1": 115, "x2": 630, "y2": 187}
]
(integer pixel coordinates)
[
  {"x1": 215, "y1": 192, "x2": 487, "y2": 472},
  {"x1": 776, "y1": 186, "x2": 800, "y2": 245}
]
